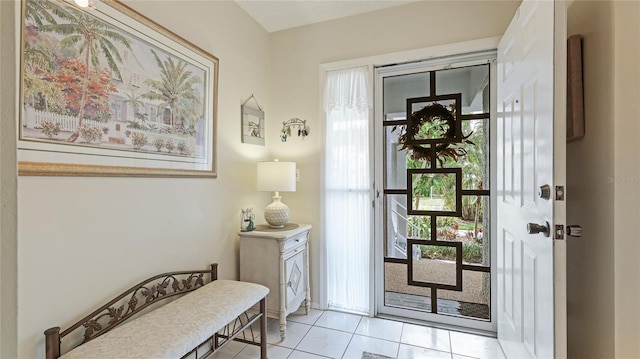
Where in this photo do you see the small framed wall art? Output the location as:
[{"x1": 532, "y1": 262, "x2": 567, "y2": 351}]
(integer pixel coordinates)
[{"x1": 241, "y1": 95, "x2": 265, "y2": 146}]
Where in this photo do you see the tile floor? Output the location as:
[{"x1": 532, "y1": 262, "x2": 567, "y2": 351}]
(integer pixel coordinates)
[{"x1": 212, "y1": 309, "x2": 506, "y2": 359}]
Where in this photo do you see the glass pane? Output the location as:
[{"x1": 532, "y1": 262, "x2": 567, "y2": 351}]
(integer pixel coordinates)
[
  {"x1": 412, "y1": 245, "x2": 457, "y2": 287},
  {"x1": 481, "y1": 196, "x2": 490, "y2": 266},
  {"x1": 432, "y1": 198, "x2": 489, "y2": 263},
  {"x1": 438, "y1": 270, "x2": 491, "y2": 320},
  {"x1": 436, "y1": 64, "x2": 490, "y2": 114},
  {"x1": 439, "y1": 119, "x2": 489, "y2": 191},
  {"x1": 408, "y1": 216, "x2": 431, "y2": 240},
  {"x1": 410, "y1": 172, "x2": 457, "y2": 212},
  {"x1": 383, "y1": 72, "x2": 430, "y2": 117},
  {"x1": 385, "y1": 195, "x2": 431, "y2": 258},
  {"x1": 435, "y1": 217, "x2": 460, "y2": 242},
  {"x1": 384, "y1": 262, "x2": 432, "y2": 312},
  {"x1": 459, "y1": 195, "x2": 488, "y2": 261},
  {"x1": 386, "y1": 194, "x2": 409, "y2": 259},
  {"x1": 407, "y1": 155, "x2": 429, "y2": 170},
  {"x1": 384, "y1": 126, "x2": 408, "y2": 190}
]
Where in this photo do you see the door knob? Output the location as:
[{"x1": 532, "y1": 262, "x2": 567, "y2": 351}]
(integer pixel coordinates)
[
  {"x1": 527, "y1": 222, "x2": 550, "y2": 237},
  {"x1": 567, "y1": 225, "x2": 582, "y2": 237}
]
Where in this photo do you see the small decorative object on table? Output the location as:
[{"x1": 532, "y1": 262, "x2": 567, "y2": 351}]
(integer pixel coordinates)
[{"x1": 241, "y1": 208, "x2": 255, "y2": 232}]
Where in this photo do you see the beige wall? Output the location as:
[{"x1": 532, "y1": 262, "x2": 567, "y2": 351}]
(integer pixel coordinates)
[
  {"x1": 566, "y1": 0, "x2": 640, "y2": 358},
  {"x1": 0, "y1": 0, "x2": 18, "y2": 357},
  {"x1": 613, "y1": 0, "x2": 640, "y2": 357},
  {"x1": 5, "y1": 1, "x2": 522, "y2": 356},
  {"x1": 9, "y1": 0, "x2": 639, "y2": 357},
  {"x1": 268, "y1": 0, "x2": 520, "y2": 306},
  {"x1": 566, "y1": 1, "x2": 615, "y2": 357},
  {"x1": 14, "y1": 1, "x2": 272, "y2": 357}
]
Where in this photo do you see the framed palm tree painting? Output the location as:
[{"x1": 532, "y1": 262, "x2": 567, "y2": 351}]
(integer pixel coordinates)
[{"x1": 18, "y1": 0, "x2": 218, "y2": 177}]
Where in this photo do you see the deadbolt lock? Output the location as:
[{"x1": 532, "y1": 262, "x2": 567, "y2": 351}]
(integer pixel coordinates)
[
  {"x1": 566, "y1": 225, "x2": 583, "y2": 238},
  {"x1": 538, "y1": 185, "x2": 551, "y2": 200}
]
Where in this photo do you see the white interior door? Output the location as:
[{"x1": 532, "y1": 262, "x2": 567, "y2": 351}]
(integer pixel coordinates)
[{"x1": 497, "y1": 0, "x2": 566, "y2": 358}]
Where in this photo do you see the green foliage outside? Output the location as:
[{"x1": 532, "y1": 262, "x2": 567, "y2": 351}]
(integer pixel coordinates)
[
  {"x1": 415, "y1": 117, "x2": 450, "y2": 140},
  {"x1": 409, "y1": 120, "x2": 486, "y2": 229},
  {"x1": 420, "y1": 241, "x2": 483, "y2": 264},
  {"x1": 406, "y1": 120, "x2": 488, "y2": 264}
]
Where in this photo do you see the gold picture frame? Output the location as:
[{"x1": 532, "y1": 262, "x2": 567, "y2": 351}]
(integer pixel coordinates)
[{"x1": 18, "y1": 0, "x2": 218, "y2": 177}]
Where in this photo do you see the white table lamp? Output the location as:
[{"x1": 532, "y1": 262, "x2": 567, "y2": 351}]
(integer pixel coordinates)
[{"x1": 257, "y1": 160, "x2": 296, "y2": 228}]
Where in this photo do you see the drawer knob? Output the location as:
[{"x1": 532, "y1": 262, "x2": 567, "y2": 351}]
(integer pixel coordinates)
[{"x1": 295, "y1": 239, "x2": 300, "y2": 242}]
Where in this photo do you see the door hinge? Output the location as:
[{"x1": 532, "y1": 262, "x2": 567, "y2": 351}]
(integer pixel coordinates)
[
  {"x1": 372, "y1": 200, "x2": 375, "y2": 208},
  {"x1": 555, "y1": 186, "x2": 565, "y2": 201},
  {"x1": 554, "y1": 224, "x2": 565, "y2": 240}
]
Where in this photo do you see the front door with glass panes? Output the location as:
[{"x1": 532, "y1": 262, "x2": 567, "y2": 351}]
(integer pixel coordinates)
[{"x1": 375, "y1": 55, "x2": 496, "y2": 332}]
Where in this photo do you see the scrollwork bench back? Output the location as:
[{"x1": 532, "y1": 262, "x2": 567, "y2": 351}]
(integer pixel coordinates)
[{"x1": 44, "y1": 264, "x2": 269, "y2": 359}]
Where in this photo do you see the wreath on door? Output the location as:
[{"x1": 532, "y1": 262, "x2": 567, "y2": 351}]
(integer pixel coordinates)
[{"x1": 393, "y1": 102, "x2": 473, "y2": 166}]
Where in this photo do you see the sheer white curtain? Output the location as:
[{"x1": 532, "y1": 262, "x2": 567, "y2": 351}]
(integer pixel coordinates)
[{"x1": 324, "y1": 66, "x2": 371, "y2": 314}]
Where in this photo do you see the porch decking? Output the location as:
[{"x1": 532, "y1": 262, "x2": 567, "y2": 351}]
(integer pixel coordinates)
[{"x1": 384, "y1": 259, "x2": 490, "y2": 320}]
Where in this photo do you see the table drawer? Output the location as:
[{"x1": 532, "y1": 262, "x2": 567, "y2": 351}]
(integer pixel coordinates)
[{"x1": 283, "y1": 232, "x2": 307, "y2": 253}]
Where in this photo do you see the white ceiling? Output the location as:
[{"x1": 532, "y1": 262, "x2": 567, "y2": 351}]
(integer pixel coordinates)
[{"x1": 235, "y1": 0, "x2": 421, "y2": 33}]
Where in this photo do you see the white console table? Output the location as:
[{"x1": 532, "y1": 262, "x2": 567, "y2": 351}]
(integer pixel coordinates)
[{"x1": 239, "y1": 224, "x2": 311, "y2": 339}]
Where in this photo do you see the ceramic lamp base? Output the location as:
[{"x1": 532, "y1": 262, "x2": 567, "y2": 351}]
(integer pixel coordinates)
[{"x1": 264, "y1": 195, "x2": 290, "y2": 228}]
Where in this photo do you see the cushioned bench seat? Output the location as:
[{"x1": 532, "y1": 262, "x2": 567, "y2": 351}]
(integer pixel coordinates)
[{"x1": 59, "y1": 280, "x2": 269, "y2": 359}]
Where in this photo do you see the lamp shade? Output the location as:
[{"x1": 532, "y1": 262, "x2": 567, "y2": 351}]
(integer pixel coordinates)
[{"x1": 257, "y1": 161, "x2": 296, "y2": 192}]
